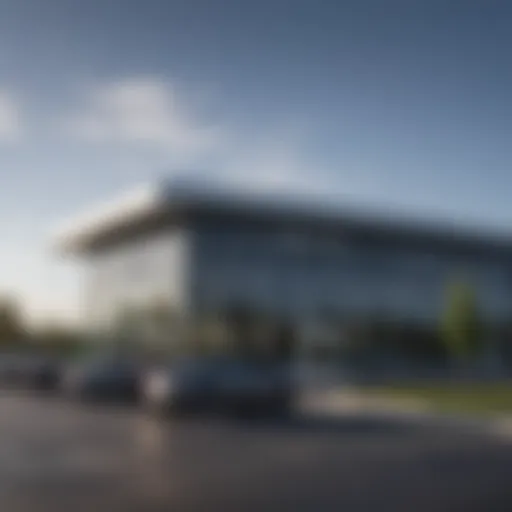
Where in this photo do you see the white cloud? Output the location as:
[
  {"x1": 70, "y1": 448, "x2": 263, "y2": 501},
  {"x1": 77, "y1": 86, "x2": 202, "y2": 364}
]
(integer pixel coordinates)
[
  {"x1": 65, "y1": 78, "x2": 223, "y2": 155},
  {"x1": 0, "y1": 91, "x2": 22, "y2": 142},
  {"x1": 64, "y1": 76, "x2": 322, "y2": 194}
]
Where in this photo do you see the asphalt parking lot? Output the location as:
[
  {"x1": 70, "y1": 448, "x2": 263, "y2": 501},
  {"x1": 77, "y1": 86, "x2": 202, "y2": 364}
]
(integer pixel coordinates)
[{"x1": 0, "y1": 393, "x2": 512, "y2": 512}]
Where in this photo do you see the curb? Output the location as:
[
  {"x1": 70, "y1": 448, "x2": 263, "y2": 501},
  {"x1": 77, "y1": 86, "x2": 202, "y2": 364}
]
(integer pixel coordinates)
[{"x1": 300, "y1": 390, "x2": 512, "y2": 442}]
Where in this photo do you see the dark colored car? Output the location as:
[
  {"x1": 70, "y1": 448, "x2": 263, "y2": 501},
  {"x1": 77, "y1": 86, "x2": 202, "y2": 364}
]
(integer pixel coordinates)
[
  {"x1": 24, "y1": 356, "x2": 62, "y2": 390},
  {"x1": 61, "y1": 355, "x2": 141, "y2": 402},
  {"x1": 0, "y1": 353, "x2": 61, "y2": 391},
  {"x1": 0, "y1": 354, "x2": 26, "y2": 386},
  {"x1": 141, "y1": 356, "x2": 295, "y2": 418}
]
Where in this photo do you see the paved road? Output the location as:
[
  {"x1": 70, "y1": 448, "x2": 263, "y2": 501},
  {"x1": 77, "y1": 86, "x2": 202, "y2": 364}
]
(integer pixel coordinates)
[{"x1": 0, "y1": 393, "x2": 511, "y2": 512}]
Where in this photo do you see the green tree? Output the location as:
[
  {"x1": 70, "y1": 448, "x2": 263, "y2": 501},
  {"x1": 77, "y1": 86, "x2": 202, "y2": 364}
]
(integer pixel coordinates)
[
  {"x1": 112, "y1": 304, "x2": 143, "y2": 349},
  {"x1": 36, "y1": 324, "x2": 84, "y2": 356},
  {"x1": 441, "y1": 280, "x2": 483, "y2": 360},
  {"x1": 145, "y1": 297, "x2": 179, "y2": 350},
  {"x1": 0, "y1": 297, "x2": 24, "y2": 344},
  {"x1": 223, "y1": 303, "x2": 257, "y2": 355}
]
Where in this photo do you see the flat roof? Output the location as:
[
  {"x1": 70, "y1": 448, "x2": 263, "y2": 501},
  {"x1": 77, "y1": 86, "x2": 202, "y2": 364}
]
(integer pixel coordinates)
[{"x1": 53, "y1": 178, "x2": 512, "y2": 258}]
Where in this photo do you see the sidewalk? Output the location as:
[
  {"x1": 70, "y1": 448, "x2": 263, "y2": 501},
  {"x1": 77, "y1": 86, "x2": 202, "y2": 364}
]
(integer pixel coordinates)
[{"x1": 299, "y1": 388, "x2": 512, "y2": 442}]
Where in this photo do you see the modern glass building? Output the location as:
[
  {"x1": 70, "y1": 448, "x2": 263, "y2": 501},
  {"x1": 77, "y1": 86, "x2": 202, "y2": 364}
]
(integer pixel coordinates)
[{"x1": 54, "y1": 180, "x2": 512, "y2": 358}]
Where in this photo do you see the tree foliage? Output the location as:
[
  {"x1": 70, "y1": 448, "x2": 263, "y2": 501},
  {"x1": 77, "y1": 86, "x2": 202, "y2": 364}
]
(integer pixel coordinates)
[
  {"x1": 36, "y1": 324, "x2": 85, "y2": 356},
  {"x1": 0, "y1": 297, "x2": 24, "y2": 344},
  {"x1": 145, "y1": 297, "x2": 180, "y2": 348},
  {"x1": 441, "y1": 280, "x2": 483, "y2": 360}
]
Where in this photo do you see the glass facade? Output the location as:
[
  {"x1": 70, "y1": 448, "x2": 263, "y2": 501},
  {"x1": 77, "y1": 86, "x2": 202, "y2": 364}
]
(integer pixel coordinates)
[
  {"x1": 83, "y1": 214, "x2": 512, "y2": 356},
  {"x1": 189, "y1": 220, "x2": 512, "y2": 325}
]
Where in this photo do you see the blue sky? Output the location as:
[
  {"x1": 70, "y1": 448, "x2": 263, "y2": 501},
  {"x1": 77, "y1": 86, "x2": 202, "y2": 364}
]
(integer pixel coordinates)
[{"x1": 1, "y1": 0, "x2": 512, "y2": 324}]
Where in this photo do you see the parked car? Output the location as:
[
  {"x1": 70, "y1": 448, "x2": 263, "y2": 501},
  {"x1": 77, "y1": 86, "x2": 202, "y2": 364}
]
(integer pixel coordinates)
[
  {"x1": 141, "y1": 356, "x2": 295, "y2": 418},
  {"x1": 0, "y1": 354, "x2": 26, "y2": 386},
  {"x1": 61, "y1": 355, "x2": 141, "y2": 402},
  {"x1": 23, "y1": 355, "x2": 62, "y2": 390},
  {"x1": 0, "y1": 353, "x2": 61, "y2": 391}
]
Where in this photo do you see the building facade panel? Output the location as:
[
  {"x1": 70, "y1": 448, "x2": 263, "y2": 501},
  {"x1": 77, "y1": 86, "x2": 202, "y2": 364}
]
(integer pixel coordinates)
[
  {"x1": 188, "y1": 217, "x2": 512, "y2": 327},
  {"x1": 85, "y1": 227, "x2": 191, "y2": 335}
]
